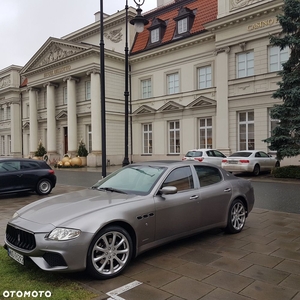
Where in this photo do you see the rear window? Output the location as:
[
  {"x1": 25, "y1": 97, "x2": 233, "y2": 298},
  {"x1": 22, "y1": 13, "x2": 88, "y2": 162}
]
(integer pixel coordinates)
[
  {"x1": 229, "y1": 152, "x2": 251, "y2": 158},
  {"x1": 186, "y1": 151, "x2": 202, "y2": 157}
]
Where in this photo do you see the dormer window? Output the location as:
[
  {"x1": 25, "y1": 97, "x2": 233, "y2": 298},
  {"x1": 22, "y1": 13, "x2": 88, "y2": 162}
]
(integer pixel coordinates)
[
  {"x1": 178, "y1": 18, "x2": 188, "y2": 34},
  {"x1": 174, "y1": 7, "x2": 195, "y2": 37},
  {"x1": 147, "y1": 18, "x2": 167, "y2": 45},
  {"x1": 151, "y1": 28, "x2": 160, "y2": 43}
]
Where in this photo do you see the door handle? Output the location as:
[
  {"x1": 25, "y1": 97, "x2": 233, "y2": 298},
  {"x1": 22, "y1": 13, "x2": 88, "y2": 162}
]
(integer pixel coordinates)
[
  {"x1": 224, "y1": 188, "x2": 231, "y2": 192},
  {"x1": 17, "y1": 174, "x2": 23, "y2": 177},
  {"x1": 190, "y1": 195, "x2": 199, "y2": 200}
]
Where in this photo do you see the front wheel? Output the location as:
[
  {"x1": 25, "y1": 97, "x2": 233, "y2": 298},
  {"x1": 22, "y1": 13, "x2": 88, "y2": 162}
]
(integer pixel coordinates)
[
  {"x1": 225, "y1": 199, "x2": 246, "y2": 234},
  {"x1": 36, "y1": 178, "x2": 52, "y2": 195},
  {"x1": 86, "y1": 226, "x2": 133, "y2": 279}
]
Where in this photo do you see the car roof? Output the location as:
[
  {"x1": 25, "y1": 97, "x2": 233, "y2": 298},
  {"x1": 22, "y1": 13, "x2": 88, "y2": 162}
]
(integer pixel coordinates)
[
  {"x1": 186, "y1": 149, "x2": 218, "y2": 151},
  {"x1": 130, "y1": 160, "x2": 219, "y2": 168},
  {"x1": 0, "y1": 158, "x2": 45, "y2": 163}
]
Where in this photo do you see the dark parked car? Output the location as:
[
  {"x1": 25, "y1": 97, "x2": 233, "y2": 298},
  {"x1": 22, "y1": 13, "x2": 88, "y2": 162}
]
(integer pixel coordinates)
[
  {"x1": 5, "y1": 160, "x2": 254, "y2": 279},
  {"x1": 0, "y1": 158, "x2": 56, "y2": 195}
]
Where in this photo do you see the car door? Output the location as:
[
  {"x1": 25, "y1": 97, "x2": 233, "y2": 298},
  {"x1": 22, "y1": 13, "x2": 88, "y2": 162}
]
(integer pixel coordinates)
[
  {"x1": 154, "y1": 166, "x2": 201, "y2": 241},
  {"x1": 19, "y1": 160, "x2": 40, "y2": 190},
  {"x1": 212, "y1": 150, "x2": 227, "y2": 167},
  {"x1": 0, "y1": 161, "x2": 22, "y2": 193},
  {"x1": 194, "y1": 165, "x2": 233, "y2": 228},
  {"x1": 258, "y1": 151, "x2": 273, "y2": 170}
]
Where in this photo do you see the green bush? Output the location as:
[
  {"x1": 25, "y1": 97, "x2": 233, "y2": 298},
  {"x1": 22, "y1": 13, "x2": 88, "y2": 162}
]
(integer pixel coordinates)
[{"x1": 271, "y1": 165, "x2": 300, "y2": 179}]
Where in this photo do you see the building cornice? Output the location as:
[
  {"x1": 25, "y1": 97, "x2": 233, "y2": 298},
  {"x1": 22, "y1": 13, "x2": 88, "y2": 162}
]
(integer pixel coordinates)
[{"x1": 205, "y1": 0, "x2": 283, "y2": 32}]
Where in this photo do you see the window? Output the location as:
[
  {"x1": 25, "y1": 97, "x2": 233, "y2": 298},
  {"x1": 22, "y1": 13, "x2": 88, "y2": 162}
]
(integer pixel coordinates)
[
  {"x1": 0, "y1": 136, "x2": 4, "y2": 155},
  {"x1": 63, "y1": 86, "x2": 68, "y2": 104},
  {"x1": 239, "y1": 111, "x2": 254, "y2": 150},
  {"x1": 169, "y1": 121, "x2": 180, "y2": 154},
  {"x1": 269, "y1": 46, "x2": 289, "y2": 72},
  {"x1": 151, "y1": 28, "x2": 160, "y2": 43},
  {"x1": 6, "y1": 107, "x2": 11, "y2": 120},
  {"x1": 8, "y1": 135, "x2": 11, "y2": 154},
  {"x1": 43, "y1": 91, "x2": 47, "y2": 109},
  {"x1": 85, "y1": 81, "x2": 91, "y2": 100},
  {"x1": 26, "y1": 104, "x2": 30, "y2": 118},
  {"x1": 141, "y1": 79, "x2": 152, "y2": 99},
  {"x1": 87, "y1": 125, "x2": 92, "y2": 153},
  {"x1": 167, "y1": 73, "x2": 179, "y2": 94},
  {"x1": 0, "y1": 107, "x2": 4, "y2": 121},
  {"x1": 199, "y1": 118, "x2": 212, "y2": 148},
  {"x1": 198, "y1": 66, "x2": 212, "y2": 89},
  {"x1": 237, "y1": 51, "x2": 254, "y2": 78},
  {"x1": 194, "y1": 165, "x2": 222, "y2": 187},
  {"x1": 162, "y1": 166, "x2": 194, "y2": 191},
  {"x1": 178, "y1": 18, "x2": 188, "y2": 34},
  {"x1": 142, "y1": 123, "x2": 152, "y2": 154}
]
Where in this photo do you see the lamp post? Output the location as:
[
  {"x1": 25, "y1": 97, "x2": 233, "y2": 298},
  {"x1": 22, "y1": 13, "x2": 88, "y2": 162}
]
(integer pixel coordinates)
[
  {"x1": 100, "y1": 0, "x2": 106, "y2": 177},
  {"x1": 122, "y1": 0, "x2": 149, "y2": 167}
]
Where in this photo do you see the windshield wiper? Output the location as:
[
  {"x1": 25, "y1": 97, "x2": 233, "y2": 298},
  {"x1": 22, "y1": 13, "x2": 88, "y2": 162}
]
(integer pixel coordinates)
[{"x1": 98, "y1": 187, "x2": 127, "y2": 194}]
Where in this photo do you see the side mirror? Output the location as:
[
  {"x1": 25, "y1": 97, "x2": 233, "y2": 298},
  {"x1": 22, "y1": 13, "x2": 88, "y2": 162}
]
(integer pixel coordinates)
[{"x1": 159, "y1": 186, "x2": 177, "y2": 195}]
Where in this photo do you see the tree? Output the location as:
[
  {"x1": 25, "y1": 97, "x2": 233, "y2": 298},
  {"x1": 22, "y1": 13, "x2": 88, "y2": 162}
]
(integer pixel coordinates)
[
  {"x1": 77, "y1": 139, "x2": 88, "y2": 157},
  {"x1": 35, "y1": 140, "x2": 47, "y2": 157},
  {"x1": 264, "y1": 0, "x2": 300, "y2": 160}
]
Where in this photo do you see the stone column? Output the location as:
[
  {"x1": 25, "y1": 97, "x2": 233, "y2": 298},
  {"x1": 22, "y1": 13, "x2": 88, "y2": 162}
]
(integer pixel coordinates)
[
  {"x1": 63, "y1": 76, "x2": 79, "y2": 156},
  {"x1": 45, "y1": 82, "x2": 58, "y2": 154},
  {"x1": 28, "y1": 88, "x2": 39, "y2": 155},
  {"x1": 10, "y1": 102, "x2": 22, "y2": 157},
  {"x1": 86, "y1": 69, "x2": 101, "y2": 167},
  {"x1": 215, "y1": 47, "x2": 231, "y2": 155}
]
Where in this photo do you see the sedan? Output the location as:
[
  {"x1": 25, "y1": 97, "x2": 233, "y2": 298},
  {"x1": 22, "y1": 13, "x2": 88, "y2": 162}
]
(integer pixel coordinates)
[
  {"x1": 5, "y1": 160, "x2": 254, "y2": 279},
  {"x1": 0, "y1": 158, "x2": 56, "y2": 195},
  {"x1": 182, "y1": 149, "x2": 227, "y2": 167},
  {"x1": 221, "y1": 150, "x2": 280, "y2": 176}
]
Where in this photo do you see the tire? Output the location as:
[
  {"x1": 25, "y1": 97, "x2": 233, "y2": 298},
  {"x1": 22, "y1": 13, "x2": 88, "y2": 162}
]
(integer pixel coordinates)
[
  {"x1": 275, "y1": 161, "x2": 280, "y2": 168},
  {"x1": 253, "y1": 164, "x2": 260, "y2": 176},
  {"x1": 225, "y1": 199, "x2": 246, "y2": 234},
  {"x1": 86, "y1": 226, "x2": 133, "y2": 280},
  {"x1": 36, "y1": 178, "x2": 52, "y2": 195}
]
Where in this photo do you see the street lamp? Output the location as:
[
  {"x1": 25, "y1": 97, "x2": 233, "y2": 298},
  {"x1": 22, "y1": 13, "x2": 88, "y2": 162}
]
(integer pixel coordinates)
[{"x1": 122, "y1": 0, "x2": 149, "y2": 167}]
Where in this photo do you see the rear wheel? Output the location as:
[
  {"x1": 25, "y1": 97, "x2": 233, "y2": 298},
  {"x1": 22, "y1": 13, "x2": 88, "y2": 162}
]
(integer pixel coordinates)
[
  {"x1": 225, "y1": 199, "x2": 246, "y2": 234},
  {"x1": 253, "y1": 164, "x2": 260, "y2": 176},
  {"x1": 36, "y1": 178, "x2": 52, "y2": 195},
  {"x1": 86, "y1": 226, "x2": 133, "y2": 279}
]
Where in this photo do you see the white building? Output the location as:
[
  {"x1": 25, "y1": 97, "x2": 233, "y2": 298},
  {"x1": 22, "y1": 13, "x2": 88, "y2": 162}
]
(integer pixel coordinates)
[{"x1": 0, "y1": 0, "x2": 298, "y2": 166}]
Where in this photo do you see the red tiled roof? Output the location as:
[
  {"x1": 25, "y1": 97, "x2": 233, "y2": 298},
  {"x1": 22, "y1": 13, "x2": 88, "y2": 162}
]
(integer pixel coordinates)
[{"x1": 131, "y1": 0, "x2": 218, "y2": 54}]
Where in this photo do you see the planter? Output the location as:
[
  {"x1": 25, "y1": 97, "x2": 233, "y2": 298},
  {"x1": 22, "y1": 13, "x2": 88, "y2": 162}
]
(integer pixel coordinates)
[{"x1": 80, "y1": 157, "x2": 87, "y2": 166}]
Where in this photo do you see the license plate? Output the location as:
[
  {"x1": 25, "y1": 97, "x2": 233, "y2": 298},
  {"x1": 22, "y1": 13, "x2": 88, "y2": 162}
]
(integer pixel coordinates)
[
  {"x1": 8, "y1": 248, "x2": 24, "y2": 265},
  {"x1": 228, "y1": 161, "x2": 238, "y2": 164}
]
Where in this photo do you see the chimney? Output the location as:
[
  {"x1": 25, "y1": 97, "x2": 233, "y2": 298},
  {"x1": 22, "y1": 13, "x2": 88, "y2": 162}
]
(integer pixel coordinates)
[
  {"x1": 94, "y1": 11, "x2": 110, "y2": 22},
  {"x1": 157, "y1": 0, "x2": 174, "y2": 7}
]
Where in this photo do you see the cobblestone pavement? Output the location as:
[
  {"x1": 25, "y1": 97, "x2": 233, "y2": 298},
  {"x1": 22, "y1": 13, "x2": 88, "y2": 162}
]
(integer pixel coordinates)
[{"x1": 1, "y1": 183, "x2": 300, "y2": 300}]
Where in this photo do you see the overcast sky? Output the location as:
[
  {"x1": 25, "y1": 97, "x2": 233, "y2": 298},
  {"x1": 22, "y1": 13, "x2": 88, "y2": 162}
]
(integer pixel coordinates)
[{"x1": 0, "y1": 0, "x2": 157, "y2": 71}]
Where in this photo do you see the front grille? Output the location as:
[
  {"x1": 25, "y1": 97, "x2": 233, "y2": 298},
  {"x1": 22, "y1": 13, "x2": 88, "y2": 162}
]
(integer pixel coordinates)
[
  {"x1": 43, "y1": 252, "x2": 67, "y2": 267},
  {"x1": 6, "y1": 224, "x2": 36, "y2": 250}
]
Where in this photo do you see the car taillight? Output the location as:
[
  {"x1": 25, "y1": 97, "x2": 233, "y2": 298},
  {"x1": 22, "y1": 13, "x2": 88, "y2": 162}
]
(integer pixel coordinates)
[
  {"x1": 195, "y1": 157, "x2": 203, "y2": 162},
  {"x1": 182, "y1": 157, "x2": 186, "y2": 161},
  {"x1": 48, "y1": 170, "x2": 55, "y2": 174},
  {"x1": 239, "y1": 160, "x2": 249, "y2": 163},
  {"x1": 222, "y1": 159, "x2": 227, "y2": 163}
]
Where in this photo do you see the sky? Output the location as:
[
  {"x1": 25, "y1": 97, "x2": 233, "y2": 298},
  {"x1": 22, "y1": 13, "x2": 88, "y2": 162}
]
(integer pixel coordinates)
[{"x1": 0, "y1": 0, "x2": 157, "y2": 71}]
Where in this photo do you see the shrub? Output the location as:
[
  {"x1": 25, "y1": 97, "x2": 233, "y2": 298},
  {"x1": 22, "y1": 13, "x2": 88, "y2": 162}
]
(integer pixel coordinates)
[{"x1": 271, "y1": 165, "x2": 300, "y2": 179}]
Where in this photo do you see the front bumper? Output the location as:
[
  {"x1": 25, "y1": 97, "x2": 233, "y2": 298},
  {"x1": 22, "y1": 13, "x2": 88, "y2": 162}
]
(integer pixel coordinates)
[{"x1": 5, "y1": 224, "x2": 94, "y2": 272}]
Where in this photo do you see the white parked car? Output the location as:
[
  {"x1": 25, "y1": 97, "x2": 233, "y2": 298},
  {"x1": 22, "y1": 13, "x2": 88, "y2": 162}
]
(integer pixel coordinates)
[
  {"x1": 182, "y1": 149, "x2": 227, "y2": 167},
  {"x1": 221, "y1": 150, "x2": 280, "y2": 176}
]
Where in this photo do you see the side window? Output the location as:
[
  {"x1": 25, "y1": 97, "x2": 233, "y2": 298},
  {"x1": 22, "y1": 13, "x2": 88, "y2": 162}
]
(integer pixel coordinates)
[
  {"x1": 213, "y1": 150, "x2": 226, "y2": 158},
  {"x1": 259, "y1": 151, "x2": 269, "y2": 158},
  {"x1": 0, "y1": 161, "x2": 20, "y2": 172},
  {"x1": 194, "y1": 166, "x2": 222, "y2": 187},
  {"x1": 21, "y1": 161, "x2": 40, "y2": 170},
  {"x1": 162, "y1": 166, "x2": 194, "y2": 192}
]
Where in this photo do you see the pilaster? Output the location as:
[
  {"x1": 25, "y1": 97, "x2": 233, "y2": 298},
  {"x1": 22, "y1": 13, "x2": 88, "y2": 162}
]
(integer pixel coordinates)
[{"x1": 28, "y1": 87, "x2": 39, "y2": 155}]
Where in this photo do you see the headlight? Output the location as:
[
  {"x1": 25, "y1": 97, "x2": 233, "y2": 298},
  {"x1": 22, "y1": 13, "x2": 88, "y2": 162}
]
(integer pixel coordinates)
[{"x1": 46, "y1": 228, "x2": 81, "y2": 241}]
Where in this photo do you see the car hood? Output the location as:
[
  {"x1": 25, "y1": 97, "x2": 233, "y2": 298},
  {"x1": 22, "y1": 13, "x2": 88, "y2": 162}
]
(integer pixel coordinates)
[{"x1": 12, "y1": 188, "x2": 140, "y2": 229}]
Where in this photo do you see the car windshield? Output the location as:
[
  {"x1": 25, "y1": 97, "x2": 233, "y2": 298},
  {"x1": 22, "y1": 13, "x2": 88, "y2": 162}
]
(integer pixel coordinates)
[
  {"x1": 229, "y1": 152, "x2": 252, "y2": 157},
  {"x1": 186, "y1": 151, "x2": 202, "y2": 157},
  {"x1": 92, "y1": 165, "x2": 167, "y2": 195}
]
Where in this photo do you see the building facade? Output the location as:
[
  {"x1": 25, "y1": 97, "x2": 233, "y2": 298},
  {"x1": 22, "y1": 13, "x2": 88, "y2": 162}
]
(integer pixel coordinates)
[{"x1": 0, "y1": 0, "x2": 298, "y2": 166}]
